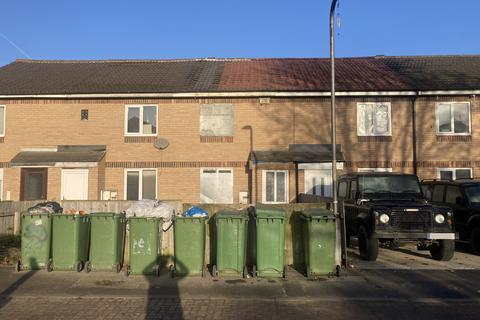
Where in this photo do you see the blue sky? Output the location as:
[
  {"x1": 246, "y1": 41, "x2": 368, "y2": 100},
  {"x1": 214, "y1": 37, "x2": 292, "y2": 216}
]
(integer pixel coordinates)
[{"x1": 1, "y1": 0, "x2": 479, "y2": 66}]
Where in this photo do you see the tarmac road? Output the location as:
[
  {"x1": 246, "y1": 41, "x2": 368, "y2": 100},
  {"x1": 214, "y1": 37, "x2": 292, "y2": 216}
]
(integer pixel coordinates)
[{"x1": 0, "y1": 243, "x2": 479, "y2": 319}]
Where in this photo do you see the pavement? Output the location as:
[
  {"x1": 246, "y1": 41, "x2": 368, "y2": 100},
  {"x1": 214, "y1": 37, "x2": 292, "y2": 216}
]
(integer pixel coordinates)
[{"x1": 0, "y1": 243, "x2": 479, "y2": 319}]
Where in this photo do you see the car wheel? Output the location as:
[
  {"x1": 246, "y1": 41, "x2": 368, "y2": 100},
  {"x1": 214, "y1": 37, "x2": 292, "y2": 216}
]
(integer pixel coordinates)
[
  {"x1": 358, "y1": 225, "x2": 379, "y2": 261},
  {"x1": 429, "y1": 240, "x2": 455, "y2": 261},
  {"x1": 469, "y1": 227, "x2": 480, "y2": 255}
]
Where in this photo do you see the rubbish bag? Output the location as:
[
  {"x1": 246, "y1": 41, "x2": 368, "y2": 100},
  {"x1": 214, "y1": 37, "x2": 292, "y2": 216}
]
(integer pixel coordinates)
[
  {"x1": 28, "y1": 201, "x2": 63, "y2": 214},
  {"x1": 125, "y1": 200, "x2": 175, "y2": 232},
  {"x1": 182, "y1": 206, "x2": 208, "y2": 218}
]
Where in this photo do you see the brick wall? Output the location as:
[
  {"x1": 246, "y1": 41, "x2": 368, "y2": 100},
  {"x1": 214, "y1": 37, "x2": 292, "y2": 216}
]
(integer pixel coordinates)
[{"x1": 0, "y1": 95, "x2": 477, "y2": 202}]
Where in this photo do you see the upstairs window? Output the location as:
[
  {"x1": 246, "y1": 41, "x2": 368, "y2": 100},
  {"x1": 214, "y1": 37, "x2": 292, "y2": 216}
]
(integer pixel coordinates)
[
  {"x1": 125, "y1": 105, "x2": 157, "y2": 136},
  {"x1": 0, "y1": 105, "x2": 5, "y2": 136},
  {"x1": 357, "y1": 102, "x2": 391, "y2": 136},
  {"x1": 200, "y1": 104, "x2": 234, "y2": 136},
  {"x1": 436, "y1": 102, "x2": 470, "y2": 135}
]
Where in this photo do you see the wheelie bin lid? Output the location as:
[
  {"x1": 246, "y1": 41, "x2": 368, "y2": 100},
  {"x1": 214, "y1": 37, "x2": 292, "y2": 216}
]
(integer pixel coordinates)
[
  {"x1": 254, "y1": 204, "x2": 286, "y2": 219},
  {"x1": 90, "y1": 212, "x2": 125, "y2": 217},
  {"x1": 215, "y1": 209, "x2": 248, "y2": 220},
  {"x1": 300, "y1": 208, "x2": 335, "y2": 220}
]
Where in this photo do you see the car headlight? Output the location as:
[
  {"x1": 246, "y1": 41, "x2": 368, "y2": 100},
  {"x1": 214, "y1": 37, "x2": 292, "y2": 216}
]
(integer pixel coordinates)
[
  {"x1": 379, "y1": 213, "x2": 390, "y2": 224},
  {"x1": 435, "y1": 214, "x2": 445, "y2": 224}
]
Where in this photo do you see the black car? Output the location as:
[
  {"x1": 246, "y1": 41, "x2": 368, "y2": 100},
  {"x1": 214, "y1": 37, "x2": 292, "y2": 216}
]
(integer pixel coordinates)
[
  {"x1": 338, "y1": 172, "x2": 456, "y2": 261},
  {"x1": 421, "y1": 179, "x2": 480, "y2": 255}
]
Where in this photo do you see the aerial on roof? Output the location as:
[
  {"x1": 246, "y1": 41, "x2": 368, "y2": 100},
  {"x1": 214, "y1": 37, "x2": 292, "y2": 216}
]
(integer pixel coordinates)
[{"x1": 0, "y1": 55, "x2": 478, "y2": 95}]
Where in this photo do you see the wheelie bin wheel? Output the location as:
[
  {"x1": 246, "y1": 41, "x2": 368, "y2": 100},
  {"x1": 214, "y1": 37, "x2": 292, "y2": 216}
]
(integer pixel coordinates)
[
  {"x1": 154, "y1": 264, "x2": 161, "y2": 277},
  {"x1": 16, "y1": 260, "x2": 22, "y2": 272},
  {"x1": 113, "y1": 262, "x2": 121, "y2": 273},
  {"x1": 283, "y1": 266, "x2": 287, "y2": 280},
  {"x1": 84, "y1": 261, "x2": 92, "y2": 273},
  {"x1": 212, "y1": 265, "x2": 218, "y2": 279},
  {"x1": 242, "y1": 265, "x2": 248, "y2": 279},
  {"x1": 46, "y1": 259, "x2": 53, "y2": 272},
  {"x1": 75, "y1": 261, "x2": 84, "y2": 272},
  {"x1": 336, "y1": 265, "x2": 341, "y2": 277}
]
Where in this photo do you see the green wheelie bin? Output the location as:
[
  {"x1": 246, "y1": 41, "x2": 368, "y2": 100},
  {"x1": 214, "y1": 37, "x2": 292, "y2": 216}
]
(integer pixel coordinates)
[
  {"x1": 172, "y1": 216, "x2": 207, "y2": 277},
  {"x1": 253, "y1": 205, "x2": 286, "y2": 278},
  {"x1": 51, "y1": 214, "x2": 90, "y2": 272},
  {"x1": 212, "y1": 210, "x2": 248, "y2": 278},
  {"x1": 301, "y1": 208, "x2": 339, "y2": 279},
  {"x1": 17, "y1": 212, "x2": 53, "y2": 272},
  {"x1": 126, "y1": 217, "x2": 162, "y2": 276},
  {"x1": 85, "y1": 212, "x2": 126, "y2": 273}
]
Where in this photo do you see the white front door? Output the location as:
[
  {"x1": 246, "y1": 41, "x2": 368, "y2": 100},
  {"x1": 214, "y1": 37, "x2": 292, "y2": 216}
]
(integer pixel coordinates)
[
  {"x1": 61, "y1": 169, "x2": 89, "y2": 200},
  {"x1": 304, "y1": 166, "x2": 333, "y2": 197}
]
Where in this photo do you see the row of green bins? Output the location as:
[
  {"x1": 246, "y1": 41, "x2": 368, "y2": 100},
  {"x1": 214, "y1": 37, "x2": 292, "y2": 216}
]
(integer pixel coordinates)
[
  {"x1": 212, "y1": 210, "x2": 249, "y2": 278},
  {"x1": 86, "y1": 212, "x2": 126, "y2": 273},
  {"x1": 253, "y1": 205, "x2": 286, "y2": 278},
  {"x1": 50, "y1": 214, "x2": 90, "y2": 272},
  {"x1": 301, "y1": 208, "x2": 338, "y2": 279},
  {"x1": 172, "y1": 216, "x2": 207, "y2": 277},
  {"x1": 125, "y1": 217, "x2": 162, "y2": 276},
  {"x1": 17, "y1": 212, "x2": 52, "y2": 271}
]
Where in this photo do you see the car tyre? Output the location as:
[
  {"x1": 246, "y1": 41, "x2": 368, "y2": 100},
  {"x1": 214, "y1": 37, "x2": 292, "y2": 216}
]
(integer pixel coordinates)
[
  {"x1": 358, "y1": 225, "x2": 379, "y2": 261},
  {"x1": 429, "y1": 239, "x2": 455, "y2": 261},
  {"x1": 469, "y1": 227, "x2": 480, "y2": 255}
]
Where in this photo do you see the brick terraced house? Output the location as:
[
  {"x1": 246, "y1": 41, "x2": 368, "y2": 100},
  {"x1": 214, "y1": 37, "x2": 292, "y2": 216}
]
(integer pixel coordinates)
[{"x1": 0, "y1": 55, "x2": 479, "y2": 203}]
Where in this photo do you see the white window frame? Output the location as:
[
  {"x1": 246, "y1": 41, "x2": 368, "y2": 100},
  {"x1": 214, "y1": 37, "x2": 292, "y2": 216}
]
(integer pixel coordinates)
[
  {"x1": 200, "y1": 168, "x2": 234, "y2": 204},
  {"x1": 435, "y1": 102, "x2": 471, "y2": 135},
  {"x1": 262, "y1": 170, "x2": 289, "y2": 204},
  {"x1": 356, "y1": 102, "x2": 392, "y2": 137},
  {"x1": 0, "y1": 105, "x2": 5, "y2": 137},
  {"x1": 0, "y1": 168, "x2": 3, "y2": 201},
  {"x1": 124, "y1": 105, "x2": 158, "y2": 136},
  {"x1": 357, "y1": 168, "x2": 393, "y2": 173},
  {"x1": 437, "y1": 168, "x2": 472, "y2": 180},
  {"x1": 124, "y1": 168, "x2": 158, "y2": 200}
]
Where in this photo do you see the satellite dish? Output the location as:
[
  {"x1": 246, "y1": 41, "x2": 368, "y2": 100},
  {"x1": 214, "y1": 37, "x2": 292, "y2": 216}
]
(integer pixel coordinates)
[{"x1": 154, "y1": 138, "x2": 169, "y2": 150}]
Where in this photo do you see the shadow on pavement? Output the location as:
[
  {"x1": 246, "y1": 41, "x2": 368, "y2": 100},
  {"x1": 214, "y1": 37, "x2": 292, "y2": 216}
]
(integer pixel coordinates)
[{"x1": 0, "y1": 257, "x2": 38, "y2": 310}]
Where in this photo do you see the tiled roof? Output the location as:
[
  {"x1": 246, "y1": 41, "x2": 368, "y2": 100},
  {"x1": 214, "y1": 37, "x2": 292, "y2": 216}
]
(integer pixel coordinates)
[
  {"x1": 0, "y1": 55, "x2": 479, "y2": 95},
  {"x1": 380, "y1": 55, "x2": 480, "y2": 91}
]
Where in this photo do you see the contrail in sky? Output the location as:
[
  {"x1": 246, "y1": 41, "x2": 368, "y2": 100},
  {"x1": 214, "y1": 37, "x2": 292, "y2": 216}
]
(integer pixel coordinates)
[{"x1": 0, "y1": 31, "x2": 32, "y2": 59}]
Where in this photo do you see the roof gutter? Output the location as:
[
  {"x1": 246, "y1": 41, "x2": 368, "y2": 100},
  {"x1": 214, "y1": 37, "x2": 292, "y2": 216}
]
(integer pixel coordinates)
[
  {"x1": 0, "y1": 90, "x2": 478, "y2": 99},
  {"x1": 0, "y1": 91, "x2": 418, "y2": 99}
]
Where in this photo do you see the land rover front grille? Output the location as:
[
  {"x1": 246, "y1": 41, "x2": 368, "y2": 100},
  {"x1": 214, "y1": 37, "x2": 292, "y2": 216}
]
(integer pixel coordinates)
[{"x1": 390, "y1": 211, "x2": 432, "y2": 232}]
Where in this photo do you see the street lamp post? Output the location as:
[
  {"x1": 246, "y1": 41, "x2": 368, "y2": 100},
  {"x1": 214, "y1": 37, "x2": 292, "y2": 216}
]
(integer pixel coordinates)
[{"x1": 330, "y1": 0, "x2": 346, "y2": 266}]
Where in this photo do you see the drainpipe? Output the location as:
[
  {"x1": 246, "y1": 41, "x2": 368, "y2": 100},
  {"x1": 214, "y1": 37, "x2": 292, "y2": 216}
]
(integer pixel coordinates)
[{"x1": 411, "y1": 95, "x2": 418, "y2": 175}]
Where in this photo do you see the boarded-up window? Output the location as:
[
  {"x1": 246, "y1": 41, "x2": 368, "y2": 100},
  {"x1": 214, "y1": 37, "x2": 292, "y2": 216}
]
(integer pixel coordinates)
[
  {"x1": 200, "y1": 104, "x2": 234, "y2": 136},
  {"x1": 125, "y1": 169, "x2": 157, "y2": 200},
  {"x1": 0, "y1": 106, "x2": 5, "y2": 136},
  {"x1": 357, "y1": 102, "x2": 391, "y2": 136},
  {"x1": 200, "y1": 168, "x2": 233, "y2": 203}
]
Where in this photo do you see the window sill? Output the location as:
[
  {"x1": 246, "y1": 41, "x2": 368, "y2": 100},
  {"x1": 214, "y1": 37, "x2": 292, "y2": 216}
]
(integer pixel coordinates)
[
  {"x1": 124, "y1": 136, "x2": 157, "y2": 143},
  {"x1": 357, "y1": 136, "x2": 392, "y2": 142},
  {"x1": 200, "y1": 136, "x2": 234, "y2": 143},
  {"x1": 436, "y1": 135, "x2": 472, "y2": 142}
]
